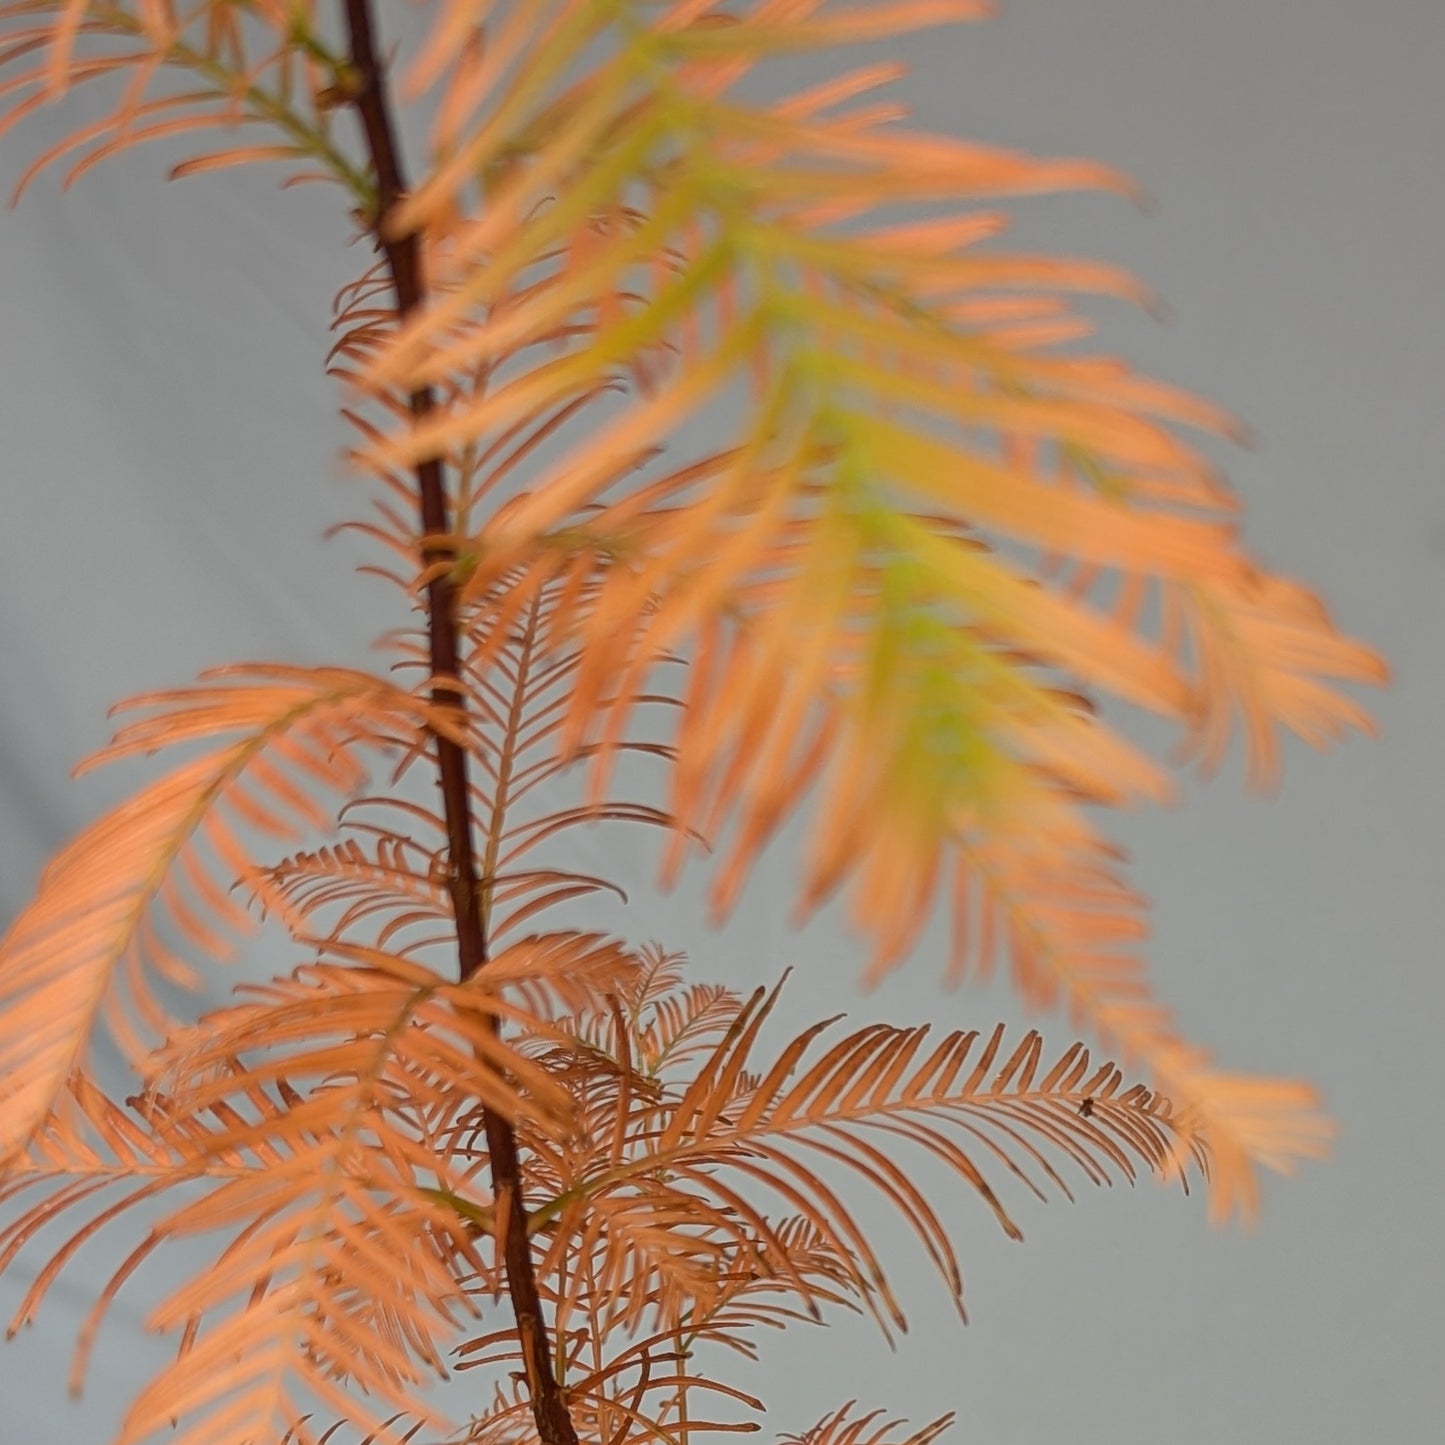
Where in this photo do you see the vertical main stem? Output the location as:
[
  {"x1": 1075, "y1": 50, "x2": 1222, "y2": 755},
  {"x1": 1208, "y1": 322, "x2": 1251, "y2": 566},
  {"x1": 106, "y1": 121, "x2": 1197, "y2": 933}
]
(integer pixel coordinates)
[{"x1": 339, "y1": 6, "x2": 578, "y2": 1443}]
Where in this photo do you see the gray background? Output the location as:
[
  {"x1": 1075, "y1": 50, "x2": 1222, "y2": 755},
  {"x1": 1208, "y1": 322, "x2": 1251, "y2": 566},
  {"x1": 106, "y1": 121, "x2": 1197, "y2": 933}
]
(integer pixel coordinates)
[{"x1": 2, "y1": 2, "x2": 1441, "y2": 1441}]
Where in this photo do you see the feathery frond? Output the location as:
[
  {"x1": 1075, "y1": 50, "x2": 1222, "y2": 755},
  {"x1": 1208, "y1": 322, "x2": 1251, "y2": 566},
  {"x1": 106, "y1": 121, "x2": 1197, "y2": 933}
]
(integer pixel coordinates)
[
  {"x1": 0, "y1": 0, "x2": 371, "y2": 202},
  {"x1": 4, "y1": 934, "x2": 635, "y2": 1445},
  {"x1": 255, "y1": 566, "x2": 694, "y2": 959},
  {"x1": 316, "y1": 0, "x2": 1378, "y2": 1218},
  {"x1": 0, "y1": 665, "x2": 448, "y2": 1167},
  {"x1": 6, "y1": 950, "x2": 1206, "y2": 1445},
  {"x1": 509, "y1": 974, "x2": 1206, "y2": 1334}
]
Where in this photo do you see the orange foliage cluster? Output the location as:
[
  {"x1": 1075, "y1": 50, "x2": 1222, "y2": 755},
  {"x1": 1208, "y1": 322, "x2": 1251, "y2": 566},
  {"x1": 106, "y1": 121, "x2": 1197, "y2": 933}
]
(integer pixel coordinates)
[{"x1": 0, "y1": 4, "x2": 1384, "y2": 1444}]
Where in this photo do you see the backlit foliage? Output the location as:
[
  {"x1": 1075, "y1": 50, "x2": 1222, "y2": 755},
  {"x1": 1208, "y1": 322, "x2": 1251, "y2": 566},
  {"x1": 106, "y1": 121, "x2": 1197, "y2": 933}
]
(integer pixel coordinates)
[{"x1": 0, "y1": 4, "x2": 1384, "y2": 1445}]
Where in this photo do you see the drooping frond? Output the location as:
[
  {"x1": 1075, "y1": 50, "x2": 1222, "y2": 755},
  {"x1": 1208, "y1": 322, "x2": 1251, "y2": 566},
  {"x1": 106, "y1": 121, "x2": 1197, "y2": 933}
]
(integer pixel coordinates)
[
  {"x1": 1172, "y1": 568, "x2": 1387, "y2": 787},
  {"x1": 933, "y1": 818, "x2": 1334, "y2": 1223},
  {"x1": 0, "y1": 4, "x2": 1367, "y2": 1227},
  {"x1": 12, "y1": 1068, "x2": 466, "y2": 1445},
  {"x1": 113, "y1": 1098, "x2": 470, "y2": 1445},
  {"x1": 321, "y1": 0, "x2": 1380, "y2": 1220},
  {"x1": 0, "y1": 665, "x2": 450, "y2": 1167},
  {"x1": 3, "y1": 933, "x2": 637, "y2": 1445},
  {"x1": 4, "y1": 939, "x2": 1220, "y2": 1445}
]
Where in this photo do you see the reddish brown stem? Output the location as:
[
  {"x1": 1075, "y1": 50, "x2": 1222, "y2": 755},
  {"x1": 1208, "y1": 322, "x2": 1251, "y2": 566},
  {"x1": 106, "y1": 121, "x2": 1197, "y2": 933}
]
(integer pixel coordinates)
[{"x1": 338, "y1": 5, "x2": 578, "y2": 1443}]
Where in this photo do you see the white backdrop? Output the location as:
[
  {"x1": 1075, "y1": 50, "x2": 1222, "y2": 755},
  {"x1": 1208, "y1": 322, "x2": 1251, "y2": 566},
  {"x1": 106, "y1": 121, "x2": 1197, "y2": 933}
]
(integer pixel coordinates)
[{"x1": 2, "y1": 3, "x2": 1441, "y2": 1442}]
